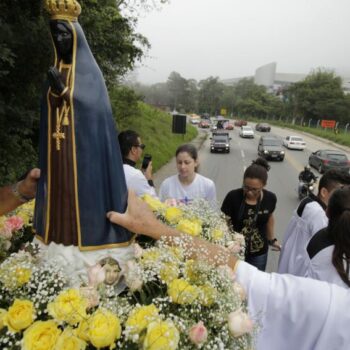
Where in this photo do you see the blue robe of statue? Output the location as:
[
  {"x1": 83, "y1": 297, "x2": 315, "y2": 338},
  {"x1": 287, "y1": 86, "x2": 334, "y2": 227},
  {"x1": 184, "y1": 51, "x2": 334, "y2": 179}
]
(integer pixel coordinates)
[{"x1": 34, "y1": 20, "x2": 132, "y2": 250}]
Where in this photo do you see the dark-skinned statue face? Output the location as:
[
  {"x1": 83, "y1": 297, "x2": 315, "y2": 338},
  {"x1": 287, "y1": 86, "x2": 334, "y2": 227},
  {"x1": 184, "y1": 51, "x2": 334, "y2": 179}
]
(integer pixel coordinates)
[{"x1": 50, "y1": 20, "x2": 73, "y2": 63}]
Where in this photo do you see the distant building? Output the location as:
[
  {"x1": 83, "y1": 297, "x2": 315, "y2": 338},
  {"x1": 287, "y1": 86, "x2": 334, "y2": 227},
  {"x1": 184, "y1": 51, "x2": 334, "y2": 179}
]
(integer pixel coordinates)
[{"x1": 222, "y1": 62, "x2": 350, "y2": 94}]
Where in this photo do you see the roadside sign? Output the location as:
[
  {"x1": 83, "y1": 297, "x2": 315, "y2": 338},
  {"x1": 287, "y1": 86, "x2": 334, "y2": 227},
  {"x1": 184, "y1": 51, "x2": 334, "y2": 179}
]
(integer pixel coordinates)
[
  {"x1": 321, "y1": 120, "x2": 336, "y2": 128},
  {"x1": 220, "y1": 108, "x2": 227, "y2": 116}
]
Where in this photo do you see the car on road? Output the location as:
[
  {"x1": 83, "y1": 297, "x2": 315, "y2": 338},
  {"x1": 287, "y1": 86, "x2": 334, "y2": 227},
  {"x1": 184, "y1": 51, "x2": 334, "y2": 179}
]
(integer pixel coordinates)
[
  {"x1": 283, "y1": 135, "x2": 306, "y2": 150},
  {"x1": 309, "y1": 150, "x2": 350, "y2": 174},
  {"x1": 210, "y1": 132, "x2": 231, "y2": 153},
  {"x1": 255, "y1": 123, "x2": 271, "y2": 132},
  {"x1": 234, "y1": 120, "x2": 248, "y2": 127},
  {"x1": 239, "y1": 126, "x2": 254, "y2": 138},
  {"x1": 224, "y1": 121, "x2": 234, "y2": 130},
  {"x1": 258, "y1": 136, "x2": 285, "y2": 161},
  {"x1": 198, "y1": 120, "x2": 210, "y2": 128}
]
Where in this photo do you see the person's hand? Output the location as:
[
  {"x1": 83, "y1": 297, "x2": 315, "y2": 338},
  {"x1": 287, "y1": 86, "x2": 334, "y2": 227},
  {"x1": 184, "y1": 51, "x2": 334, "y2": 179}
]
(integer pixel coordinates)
[
  {"x1": 107, "y1": 190, "x2": 164, "y2": 239},
  {"x1": 270, "y1": 239, "x2": 282, "y2": 252},
  {"x1": 18, "y1": 168, "x2": 40, "y2": 199},
  {"x1": 142, "y1": 161, "x2": 153, "y2": 181},
  {"x1": 47, "y1": 66, "x2": 65, "y2": 95}
]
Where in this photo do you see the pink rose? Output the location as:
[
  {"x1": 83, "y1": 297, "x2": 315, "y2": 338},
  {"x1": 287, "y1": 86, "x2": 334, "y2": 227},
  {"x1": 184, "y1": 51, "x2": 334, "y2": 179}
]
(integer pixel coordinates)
[
  {"x1": 5, "y1": 216, "x2": 24, "y2": 232},
  {"x1": 189, "y1": 321, "x2": 208, "y2": 346},
  {"x1": 87, "y1": 264, "x2": 105, "y2": 287},
  {"x1": 228, "y1": 309, "x2": 253, "y2": 337}
]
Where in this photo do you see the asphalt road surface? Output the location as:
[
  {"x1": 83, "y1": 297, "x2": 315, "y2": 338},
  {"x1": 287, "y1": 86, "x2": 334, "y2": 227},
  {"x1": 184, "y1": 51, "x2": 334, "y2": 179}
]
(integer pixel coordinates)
[{"x1": 155, "y1": 123, "x2": 350, "y2": 272}]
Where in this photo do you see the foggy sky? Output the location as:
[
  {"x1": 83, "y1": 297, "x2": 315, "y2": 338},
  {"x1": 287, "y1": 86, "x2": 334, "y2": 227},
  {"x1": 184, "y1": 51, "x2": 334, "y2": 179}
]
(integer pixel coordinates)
[{"x1": 133, "y1": 0, "x2": 350, "y2": 85}]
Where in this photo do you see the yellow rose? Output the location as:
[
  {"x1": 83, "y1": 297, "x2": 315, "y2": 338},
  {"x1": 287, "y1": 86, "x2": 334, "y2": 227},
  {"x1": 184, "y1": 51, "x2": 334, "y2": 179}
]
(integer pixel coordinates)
[
  {"x1": 198, "y1": 284, "x2": 217, "y2": 306},
  {"x1": 22, "y1": 320, "x2": 61, "y2": 350},
  {"x1": 87, "y1": 309, "x2": 121, "y2": 348},
  {"x1": 47, "y1": 289, "x2": 88, "y2": 325},
  {"x1": 143, "y1": 320, "x2": 180, "y2": 350},
  {"x1": 167, "y1": 278, "x2": 199, "y2": 304},
  {"x1": 160, "y1": 262, "x2": 179, "y2": 283},
  {"x1": 54, "y1": 328, "x2": 86, "y2": 350},
  {"x1": 176, "y1": 219, "x2": 202, "y2": 237},
  {"x1": 4, "y1": 299, "x2": 35, "y2": 332},
  {"x1": 165, "y1": 207, "x2": 183, "y2": 224},
  {"x1": 16, "y1": 267, "x2": 32, "y2": 286},
  {"x1": 76, "y1": 319, "x2": 90, "y2": 342},
  {"x1": 142, "y1": 194, "x2": 166, "y2": 211},
  {"x1": 211, "y1": 228, "x2": 224, "y2": 241},
  {"x1": 184, "y1": 260, "x2": 197, "y2": 282},
  {"x1": 0, "y1": 308, "x2": 7, "y2": 330},
  {"x1": 125, "y1": 304, "x2": 159, "y2": 335},
  {"x1": 141, "y1": 249, "x2": 161, "y2": 265}
]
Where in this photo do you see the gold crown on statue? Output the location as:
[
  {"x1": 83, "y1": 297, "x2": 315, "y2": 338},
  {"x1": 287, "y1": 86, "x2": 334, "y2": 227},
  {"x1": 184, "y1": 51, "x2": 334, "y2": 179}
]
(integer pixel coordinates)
[{"x1": 45, "y1": 0, "x2": 81, "y2": 21}]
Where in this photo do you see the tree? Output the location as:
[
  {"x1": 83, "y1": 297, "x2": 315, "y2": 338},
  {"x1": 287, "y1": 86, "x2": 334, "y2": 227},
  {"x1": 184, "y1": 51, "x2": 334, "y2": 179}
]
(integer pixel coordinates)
[
  {"x1": 198, "y1": 77, "x2": 225, "y2": 115},
  {"x1": 0, "y1": 0, "x2": 153, "y2": 184},
  {"x1": 285, "y1": 69, "x2": 349, "y2": 122}
]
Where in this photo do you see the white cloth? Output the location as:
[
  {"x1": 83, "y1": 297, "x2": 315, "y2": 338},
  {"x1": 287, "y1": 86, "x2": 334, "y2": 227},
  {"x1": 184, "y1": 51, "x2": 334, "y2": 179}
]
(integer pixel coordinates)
[
  {"x1": 278, "y1": 201, "x2": 328, "y2": 276},
  {"x1": 159, "y1": 174, "x2": 217, "y2": 206},
  {"x1": 236, "y1": 261, "x2": 350, "y2": 350},
  {"x1": 123, "y1": 164, "x2": 157, "y2": 198},
  {"x1": 34, "y1": 238, "x2": 134, "y2": 287},
  {"x1": 306, "y1": 245, "x2": 349, "y2": 288}
]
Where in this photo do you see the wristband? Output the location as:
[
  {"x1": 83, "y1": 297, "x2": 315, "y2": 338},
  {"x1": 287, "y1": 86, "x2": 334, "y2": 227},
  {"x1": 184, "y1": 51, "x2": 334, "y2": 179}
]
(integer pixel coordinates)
[{"x1": 11, "y1": 181, "x2": 32, "y2": 203}]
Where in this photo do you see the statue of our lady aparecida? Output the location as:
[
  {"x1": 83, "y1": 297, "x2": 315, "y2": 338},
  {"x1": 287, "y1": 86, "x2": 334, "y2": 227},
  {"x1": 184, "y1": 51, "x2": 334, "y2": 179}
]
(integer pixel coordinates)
[{"x1": 33, "y1": 0, "x2": 134, "y2": 284}]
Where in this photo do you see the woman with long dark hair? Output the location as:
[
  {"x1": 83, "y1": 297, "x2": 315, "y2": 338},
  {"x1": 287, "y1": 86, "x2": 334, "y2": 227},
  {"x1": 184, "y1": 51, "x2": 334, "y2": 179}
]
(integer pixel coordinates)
[
  {"x1": 221, "y1": 157, "x2": 281, "y2": 271},
  {"x1": 306, "y1": 186, "x2": 350, "y2": 288},
  {"x1": 159, "y1": 143, "x2": 217, "y2": 206}
]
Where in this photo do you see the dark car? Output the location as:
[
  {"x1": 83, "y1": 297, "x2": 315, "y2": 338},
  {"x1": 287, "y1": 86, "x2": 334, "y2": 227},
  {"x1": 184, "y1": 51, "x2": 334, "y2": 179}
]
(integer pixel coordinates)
[
  {"x1": 257, "y1": 136, "x2": 285, "y2": 161},
  {"x1": 210, "y1": 132, "x2": 231, "y2": 153},
  {"x1": 255, "y1": 123, "x2": 271, "y2": 132},
  {"x1": 234, "y1": 119, "x2": 248, "y2": 127},
  {"x1": 309, "y1": 150, "x2": 350, "y2": 174}
]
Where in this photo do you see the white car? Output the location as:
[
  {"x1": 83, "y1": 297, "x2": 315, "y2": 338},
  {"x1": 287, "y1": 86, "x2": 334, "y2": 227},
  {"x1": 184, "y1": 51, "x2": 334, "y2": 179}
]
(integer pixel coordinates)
[
  {"x1": 283, "y1": 135, "x2": 306, "y2": 150},
  {"x1": 239, "y1": 126, "x2": 254, "y2": 138}
]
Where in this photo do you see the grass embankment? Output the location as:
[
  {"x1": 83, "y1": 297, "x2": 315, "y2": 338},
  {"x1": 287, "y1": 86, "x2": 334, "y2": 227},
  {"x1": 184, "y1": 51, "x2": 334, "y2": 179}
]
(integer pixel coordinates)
[
  {"x1": 117, "y1": 102, "x2": 198, "y2": 172},
  {"x1": 253, "y1": 119, "x2": 350, "y2": 148}
]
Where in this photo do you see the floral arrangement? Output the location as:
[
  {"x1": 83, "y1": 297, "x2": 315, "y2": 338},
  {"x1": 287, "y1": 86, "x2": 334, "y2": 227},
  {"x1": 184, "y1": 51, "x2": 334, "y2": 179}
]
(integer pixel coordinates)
[
  {"x1": 0, "y1": 201, "x2": 35, "y2": 263},
  {"x1": 0, "y1": 197, "x2": 255, "y2": 350},
  {"x1": 142, "y1": 195, "x2": 245, "y2": 254}
]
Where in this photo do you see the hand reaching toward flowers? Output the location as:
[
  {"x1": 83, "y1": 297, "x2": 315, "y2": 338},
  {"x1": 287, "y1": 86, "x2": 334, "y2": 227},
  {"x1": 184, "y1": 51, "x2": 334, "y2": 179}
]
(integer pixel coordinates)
[
  {"x1": 107, "y1": 190, "x2": 238, "y2": 270},
  {"x1": 0, "y1": 168, "x2": 40, "y2": 216}
]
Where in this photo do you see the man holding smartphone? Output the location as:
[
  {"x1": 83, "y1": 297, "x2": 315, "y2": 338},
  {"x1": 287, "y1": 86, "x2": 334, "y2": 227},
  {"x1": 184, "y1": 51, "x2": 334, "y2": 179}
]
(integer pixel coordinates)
[{"x1": 118, "y1": 130, "x2": 157, "y2": 198}]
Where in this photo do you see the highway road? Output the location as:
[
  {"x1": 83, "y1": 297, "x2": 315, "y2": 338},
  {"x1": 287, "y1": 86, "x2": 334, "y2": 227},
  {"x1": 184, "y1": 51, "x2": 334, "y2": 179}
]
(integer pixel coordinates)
[{"x1": 195, "y1": 124, "x2": 350, "y2": 272}]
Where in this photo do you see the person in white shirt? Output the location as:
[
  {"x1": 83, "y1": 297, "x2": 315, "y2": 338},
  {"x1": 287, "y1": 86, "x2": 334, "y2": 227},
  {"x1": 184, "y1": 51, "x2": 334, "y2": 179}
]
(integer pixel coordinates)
[
  {"x1": 107, "y1": 190, "x2": 350, "y2": 350},
  {"x1": 118, "y1": 130, "x2": 157, "y2": 198},
  {"x1": 278, "y1": 169, "x2": 350, "y2": 276},
  {"x1": 306, "y1": 186, "x2": 350, "y2": 288},
  {"x1": 159, "y1": 143, "x2": 217, "y2": 206}
]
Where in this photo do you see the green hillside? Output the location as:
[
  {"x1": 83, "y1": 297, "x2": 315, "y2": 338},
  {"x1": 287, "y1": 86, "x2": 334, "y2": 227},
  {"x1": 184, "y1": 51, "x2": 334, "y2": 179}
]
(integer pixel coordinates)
[{"x1": 116, "y1": 103, "x2": 198, "y2": 171}]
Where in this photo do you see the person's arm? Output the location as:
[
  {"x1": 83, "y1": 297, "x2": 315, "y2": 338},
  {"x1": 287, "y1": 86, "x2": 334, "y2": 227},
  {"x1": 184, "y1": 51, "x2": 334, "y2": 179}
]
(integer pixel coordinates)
[
  {"x1": 107, "y1": 190, "x2": 237, "y2": 269},
  {"x1": 266, "y1": 213, "x2": 281, "y2": 251},
  {"x1": 0, "y1": 168, "x2": 40, "y2": 216}
]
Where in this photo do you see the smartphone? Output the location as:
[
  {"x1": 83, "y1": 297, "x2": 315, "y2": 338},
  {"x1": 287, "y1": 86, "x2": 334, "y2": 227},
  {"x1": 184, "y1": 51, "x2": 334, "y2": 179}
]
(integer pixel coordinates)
[{"x1": 141, "y1": 154, "x2": 152, "y2": 170}]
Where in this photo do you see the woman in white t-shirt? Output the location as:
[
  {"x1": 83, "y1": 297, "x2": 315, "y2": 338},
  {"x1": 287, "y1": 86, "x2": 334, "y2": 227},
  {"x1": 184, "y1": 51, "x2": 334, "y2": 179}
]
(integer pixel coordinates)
[
  {"x1": 159, "y1": 144, "x2": 217, "y2": 206},
  {"x1": 306, "y1": 186, "x2": 350, "y2": 288}
]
